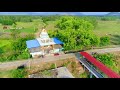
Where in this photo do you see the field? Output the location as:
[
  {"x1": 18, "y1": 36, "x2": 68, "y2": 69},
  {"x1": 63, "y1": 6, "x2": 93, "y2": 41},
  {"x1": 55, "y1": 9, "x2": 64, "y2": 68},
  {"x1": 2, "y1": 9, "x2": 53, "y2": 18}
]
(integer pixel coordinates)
[
  {"x1": 94, "y1": 21, "x2": 120, "y2": 36},
  {"x1": 94, "y1": 21, "x2": 120, "y2": 45},
  {"x1": 0, "y1": 70, "x2": 12, "y2": 78}
]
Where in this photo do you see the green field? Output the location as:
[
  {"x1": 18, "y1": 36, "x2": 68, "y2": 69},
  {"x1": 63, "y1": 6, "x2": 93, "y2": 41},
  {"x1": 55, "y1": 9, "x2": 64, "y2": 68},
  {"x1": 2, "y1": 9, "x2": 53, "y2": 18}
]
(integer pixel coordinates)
[
  {"x1": 94, "y1": 21, "x2": 120, "y2": 45},
  {"x1": 0, "y1": 21, "x2": 45, "y2": 33},
  {"x1": 0, "y1": 70, "x2": 13, "y2": 78},
  {"x1": 94, "y1": 21, "x2": 120, "y2": 36},
  {"x1": 0, "y1": 39, "x2": 13, "y2": 53},
  {"x1": 0, "y1": 39, "x2": 12, "y2": 48}
]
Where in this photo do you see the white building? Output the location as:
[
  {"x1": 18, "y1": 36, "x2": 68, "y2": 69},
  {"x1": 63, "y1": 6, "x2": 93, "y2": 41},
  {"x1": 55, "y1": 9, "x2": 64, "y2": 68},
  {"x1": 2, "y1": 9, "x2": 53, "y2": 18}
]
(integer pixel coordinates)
[{"x1": 26, "y1": 29, "x2": 64, "y2": 58}]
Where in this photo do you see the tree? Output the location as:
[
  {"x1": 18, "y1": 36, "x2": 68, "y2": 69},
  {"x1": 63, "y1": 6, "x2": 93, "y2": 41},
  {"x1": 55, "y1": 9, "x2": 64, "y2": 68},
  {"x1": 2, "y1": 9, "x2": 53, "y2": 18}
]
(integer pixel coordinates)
[{"x1": 48, "y1": 16, "x2": 100, "y2": 51}]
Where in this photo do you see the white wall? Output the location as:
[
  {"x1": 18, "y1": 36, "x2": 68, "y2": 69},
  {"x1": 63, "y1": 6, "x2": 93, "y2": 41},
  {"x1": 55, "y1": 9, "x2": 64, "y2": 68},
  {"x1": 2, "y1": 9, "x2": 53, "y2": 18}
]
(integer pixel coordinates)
[
  {"x1": 30, "y1": 51, "x2": 43, "y2": 57},
  {"x1": 54, "y1": 49, "x2": 60, "y2": 53}
]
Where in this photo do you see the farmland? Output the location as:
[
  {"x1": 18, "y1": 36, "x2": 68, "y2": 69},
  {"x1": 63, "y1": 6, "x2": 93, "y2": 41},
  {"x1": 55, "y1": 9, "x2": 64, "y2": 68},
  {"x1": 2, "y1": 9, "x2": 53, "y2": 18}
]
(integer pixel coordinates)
[{"x1": 94, "y1": 21, "x2": 120, "y2": 45}]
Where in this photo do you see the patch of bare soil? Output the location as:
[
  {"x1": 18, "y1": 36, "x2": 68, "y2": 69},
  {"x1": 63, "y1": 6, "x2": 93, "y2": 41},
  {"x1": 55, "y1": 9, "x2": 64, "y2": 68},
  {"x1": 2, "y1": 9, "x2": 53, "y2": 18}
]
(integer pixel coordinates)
[{"x1": 27, "y1": 58, "x2": 84, "y2": 78}]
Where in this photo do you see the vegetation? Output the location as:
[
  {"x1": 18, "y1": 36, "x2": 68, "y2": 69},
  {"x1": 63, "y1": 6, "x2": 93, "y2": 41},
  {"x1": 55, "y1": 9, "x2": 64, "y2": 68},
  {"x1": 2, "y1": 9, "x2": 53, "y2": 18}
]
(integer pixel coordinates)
[
  {"x1": 10, "y1": 23, "x2": 21, "y2": 39},
  {"x1": 11, "y1": 68, "x2": 28, "y2": 78},
  {"x1": 79, "y1": 72, "x2": 89, "y2": 78},
  {"x1": 100, "y1": 36, "x2": 110, "y2": 46},
  {"x1": 49, "y1": 16, "x2": 100, "y2": 51},
  {"x1": 93, "y1": 53, "x2": 118, "y2": 73},
  {"x1": 0, "y1": 68, "x2": 28, "y2": 78},
  {"x1": 94, "y1": 21, "x2": 120, "y2": 36},
  {"x1": 0, "y1": 34, "x2": 34, "y2": 62},
  {"x1": 50, "y1": 63, "x2": 56, "y2": 69},
  {"x1": 40, "y1": 70, "x2": 52, "y2": 76}
]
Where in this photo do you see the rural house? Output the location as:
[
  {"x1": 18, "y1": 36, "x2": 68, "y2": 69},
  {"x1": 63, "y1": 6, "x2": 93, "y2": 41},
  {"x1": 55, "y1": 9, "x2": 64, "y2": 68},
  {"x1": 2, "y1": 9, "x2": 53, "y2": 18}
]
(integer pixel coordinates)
[{"x1": 26, "y1": 29, "x2": 64, "y2": 58}]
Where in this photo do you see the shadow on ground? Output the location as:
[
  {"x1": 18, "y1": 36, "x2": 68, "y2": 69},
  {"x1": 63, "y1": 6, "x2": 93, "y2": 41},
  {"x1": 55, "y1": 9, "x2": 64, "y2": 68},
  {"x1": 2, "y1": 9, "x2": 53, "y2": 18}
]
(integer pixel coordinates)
[{"x1": 110, "y1": 35, "x2": 120, "y2": 45}]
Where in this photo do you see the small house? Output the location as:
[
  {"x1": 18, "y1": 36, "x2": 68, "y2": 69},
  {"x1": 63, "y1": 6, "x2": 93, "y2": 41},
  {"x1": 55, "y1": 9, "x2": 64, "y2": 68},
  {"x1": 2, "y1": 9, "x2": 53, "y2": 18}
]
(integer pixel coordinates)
[{"x1": 26, "y1": 29, "x2": 64, "y2": 58}]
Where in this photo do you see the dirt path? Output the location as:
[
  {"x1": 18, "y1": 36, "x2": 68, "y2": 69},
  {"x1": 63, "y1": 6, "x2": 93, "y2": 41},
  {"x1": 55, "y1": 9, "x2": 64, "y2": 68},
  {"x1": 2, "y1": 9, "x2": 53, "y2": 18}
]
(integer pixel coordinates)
[{"x1": 35, "y1": 28, "x2": 42, "y2": 38}]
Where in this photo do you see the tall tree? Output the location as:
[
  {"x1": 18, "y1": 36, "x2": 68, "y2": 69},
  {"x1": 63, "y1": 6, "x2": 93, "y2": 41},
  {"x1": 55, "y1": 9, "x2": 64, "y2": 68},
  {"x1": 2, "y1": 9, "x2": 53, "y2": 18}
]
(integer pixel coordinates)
[{"x1": 48, "y1": 16, "x2": 100, "y2": 51}]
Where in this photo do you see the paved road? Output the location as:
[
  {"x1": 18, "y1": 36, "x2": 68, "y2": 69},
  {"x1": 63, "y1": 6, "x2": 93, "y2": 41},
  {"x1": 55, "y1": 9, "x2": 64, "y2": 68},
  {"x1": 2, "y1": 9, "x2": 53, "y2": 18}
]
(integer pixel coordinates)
[
  {"x1": 0, "y1": 53, "x2": 76, "y2": 71},
  {"x1": 86, "y1": 47, "x2": 120, "y2": 54},
  {"x1": 75, "y1": 53, "x2": 104, "y2": 78}
]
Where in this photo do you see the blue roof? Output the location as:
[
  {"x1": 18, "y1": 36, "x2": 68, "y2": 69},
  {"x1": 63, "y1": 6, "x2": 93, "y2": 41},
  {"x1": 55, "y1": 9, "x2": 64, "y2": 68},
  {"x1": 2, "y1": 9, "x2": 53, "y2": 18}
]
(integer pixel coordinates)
[
  {"x1": 53, "y1": 37, "x2": 64, "y2": 44},
  {"x1": 26, "y1": 39, "x2": 40, "y2": 48}
]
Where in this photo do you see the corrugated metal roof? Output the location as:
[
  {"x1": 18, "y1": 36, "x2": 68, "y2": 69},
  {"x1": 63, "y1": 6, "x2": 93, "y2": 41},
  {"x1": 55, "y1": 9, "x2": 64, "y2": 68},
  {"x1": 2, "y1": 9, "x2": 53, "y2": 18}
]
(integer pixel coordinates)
[
  {"x1": 26, "y1": 39, "x2": 40, "y2": 48},
  {"x1": 80, "y1": 52, "x2": 120, "y2": 78},
  {"x1": 53, "y1": 37, "x2": 64, "y2": 44}
]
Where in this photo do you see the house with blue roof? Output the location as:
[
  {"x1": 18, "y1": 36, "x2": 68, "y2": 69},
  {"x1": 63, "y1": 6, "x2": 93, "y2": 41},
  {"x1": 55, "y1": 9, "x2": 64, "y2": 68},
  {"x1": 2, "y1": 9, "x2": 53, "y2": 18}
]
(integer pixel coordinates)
[{"x1": 26, "y1": 29, "x2": 64, "y2": 58}]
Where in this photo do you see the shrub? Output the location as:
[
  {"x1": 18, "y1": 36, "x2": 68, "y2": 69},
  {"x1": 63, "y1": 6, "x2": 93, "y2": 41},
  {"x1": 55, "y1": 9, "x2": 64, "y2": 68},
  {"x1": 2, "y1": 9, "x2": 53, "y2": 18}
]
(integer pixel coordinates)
[
  {"x1": 50, "y1": 64, "x2": 56, "y2": 69},
  {"x1": 11, "y1": 68, "x2": 28, "y2": 78},
  {"x1": 100, "y1": 36, "x2": 110, "y2": 46},
  {"x1": 17, "y1": 51, "x2": 30, "y2": 60},
  {"x1": 93, "y1": 53, "x2": 118, "y2": 72},
  {"x1": 0, "y1": 47, "x2": 4, "y2": 54}
]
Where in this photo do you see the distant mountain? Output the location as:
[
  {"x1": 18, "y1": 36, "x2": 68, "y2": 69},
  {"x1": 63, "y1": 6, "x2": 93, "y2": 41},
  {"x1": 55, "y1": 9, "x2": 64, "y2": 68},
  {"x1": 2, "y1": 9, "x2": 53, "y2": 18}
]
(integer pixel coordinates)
[
  {"x1": 59, "y1": 12, "x2": 84, "y2": 16},
  {"x1": 0, "y1": 12, "x2": 84, "y2": 16},
  {"x1": 105, "y1": 12, "x2": 120, "y2": 16},
  {"x1": 28, "y1": 12, "x2": 84, "y2": 16}
]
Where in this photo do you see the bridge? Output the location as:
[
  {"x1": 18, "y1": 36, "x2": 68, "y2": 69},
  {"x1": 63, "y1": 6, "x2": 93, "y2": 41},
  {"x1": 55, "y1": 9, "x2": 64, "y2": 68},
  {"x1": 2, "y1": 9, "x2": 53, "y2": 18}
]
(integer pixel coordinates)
[{"x1": 75, "y1": 52, "x2": 120, "y2": 78}]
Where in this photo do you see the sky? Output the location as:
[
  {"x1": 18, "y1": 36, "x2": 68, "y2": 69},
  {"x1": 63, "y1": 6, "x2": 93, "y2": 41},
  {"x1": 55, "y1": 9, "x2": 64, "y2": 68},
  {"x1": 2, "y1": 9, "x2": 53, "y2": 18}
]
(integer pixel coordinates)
[
  {"x1": 82, "y1": 12, "x2": 109, "y2": 15},
  {"x1": 0, "y1": 12, "x2": 110, "y2": 15}
]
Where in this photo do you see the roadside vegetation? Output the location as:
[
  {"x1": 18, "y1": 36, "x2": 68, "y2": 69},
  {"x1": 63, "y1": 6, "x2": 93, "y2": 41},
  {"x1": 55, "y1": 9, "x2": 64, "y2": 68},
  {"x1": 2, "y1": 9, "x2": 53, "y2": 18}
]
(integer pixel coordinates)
[
  {"x1": 0, "y1": 68, "x2": 28, "y2": 78},
  {"x1": 93, "y1": 53, "x2": 119, "y2": 74}
]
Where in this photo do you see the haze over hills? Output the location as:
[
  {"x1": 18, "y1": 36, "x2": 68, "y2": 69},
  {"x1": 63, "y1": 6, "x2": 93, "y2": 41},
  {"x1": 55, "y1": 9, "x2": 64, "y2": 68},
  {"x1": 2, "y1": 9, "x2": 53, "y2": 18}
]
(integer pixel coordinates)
[
  {"x1": 0, "y1": 12, "x2": 120, "y2": 16},
  {"x1": 0, "y1": 12, "x2": 84, "y2": 16},
  {"x1": 105, "y1": 12, "x2": 120, "y2": 16}
]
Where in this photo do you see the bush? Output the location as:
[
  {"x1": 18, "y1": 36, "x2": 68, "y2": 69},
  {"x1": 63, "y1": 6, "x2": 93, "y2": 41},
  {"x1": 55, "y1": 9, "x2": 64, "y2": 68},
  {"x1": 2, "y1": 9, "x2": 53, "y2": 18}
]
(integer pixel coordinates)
[
  {"x1": 0, "y1": 47, "x2": 4, "y2": 54},
  {"x1": 100, "y1": 36, "x2": 110, "y2": 46},
  {"x1": 17, "y1": 51, "x2": 31, "y2": 60},
  {"x1": 11, "y1": 68, "x2": 28, "y2": 78},
  {"x1": 50, "y1": 64, "x2": 56, "y2": 69},
  {"x1": 93, "y1": 53, "x2": 118, "y2": 72}
]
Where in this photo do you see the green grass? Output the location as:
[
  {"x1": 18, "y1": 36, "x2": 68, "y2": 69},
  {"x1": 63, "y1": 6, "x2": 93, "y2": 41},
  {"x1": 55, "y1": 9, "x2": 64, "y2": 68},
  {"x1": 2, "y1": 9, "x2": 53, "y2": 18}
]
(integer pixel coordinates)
[
  {"x1": 0, "y1": 69, "x2": 28, "y2": 78},
  {"x1": 0, "y1": 39, "x2": 13, "y2": 54},
  {"x1": 94, "y1": 21, "x2": 120, "y2": 36},
  {"x1": 0, "y1": 21, "x2": 45, "y2": 33},
  {"x1": 94, "y1": 21, "x2": 120, "y2": 45},
  {"x1": 45, "y1": 21, "x2": 56, "y2": 30},
  {"x1": 0, "y1": 39, "x2": 12, "y2": 48},
  {"x1": 0, "y1": 70, "x2": 13, "y2": 78},
  {"x1": 4, "y1": 28, "x2": 35, "y2": 33}
]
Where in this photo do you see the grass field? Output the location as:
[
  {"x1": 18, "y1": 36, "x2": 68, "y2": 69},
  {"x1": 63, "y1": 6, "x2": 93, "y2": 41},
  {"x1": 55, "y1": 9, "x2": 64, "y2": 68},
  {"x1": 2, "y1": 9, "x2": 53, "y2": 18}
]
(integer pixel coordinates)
[
  {"x1": 0, "y1": 39, "x2": 12, "y2": 48},
  {"x1": 94, "y1": 21, "x2": 120, "y2": 36},
  {"x1": 94, "y1": 21, "x2": 120, "y2": 45},
  {"x1": 0, "y1": 70, "x2": 12, "y2": 78},
  {"x1": 0, "y1": 21, "x2": 45, "y2": 33},
  {"x1": 0, "y1": 39, "x2": 13, "y2": 53}
]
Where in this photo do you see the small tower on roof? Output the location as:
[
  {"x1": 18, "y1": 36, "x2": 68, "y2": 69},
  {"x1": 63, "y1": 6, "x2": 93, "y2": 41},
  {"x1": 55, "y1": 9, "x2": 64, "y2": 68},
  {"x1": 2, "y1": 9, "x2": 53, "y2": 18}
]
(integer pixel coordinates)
[
  {"x1": 40, "y1": 29, "x2": 50, "y2": 39},
  {"x1": 39, "y1": 28, "x2": 51, "y2": 43}
]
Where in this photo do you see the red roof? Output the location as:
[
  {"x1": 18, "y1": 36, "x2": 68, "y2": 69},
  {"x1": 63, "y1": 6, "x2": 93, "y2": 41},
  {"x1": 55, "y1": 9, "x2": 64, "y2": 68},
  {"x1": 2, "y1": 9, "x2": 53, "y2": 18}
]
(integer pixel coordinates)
[{"x1": 80, "y1": 52, "x2": 120, "y2": 78}]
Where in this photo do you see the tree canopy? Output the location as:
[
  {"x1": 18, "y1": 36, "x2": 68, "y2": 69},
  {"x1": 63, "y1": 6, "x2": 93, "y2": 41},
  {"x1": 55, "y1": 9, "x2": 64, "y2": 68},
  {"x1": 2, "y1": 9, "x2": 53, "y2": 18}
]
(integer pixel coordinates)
[{"x1": 48, "y1": 16, "x2": 100, "y2": 51}]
